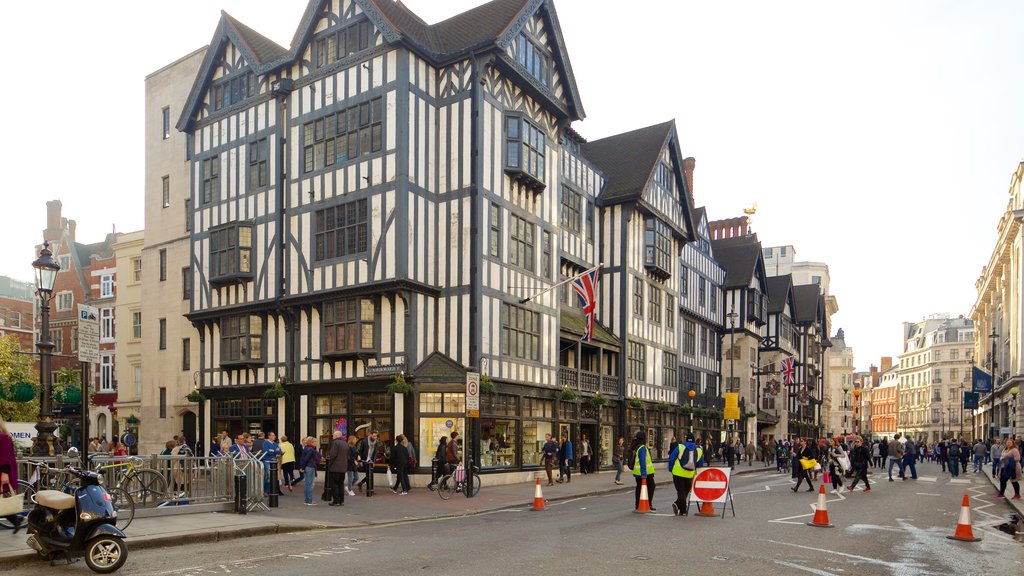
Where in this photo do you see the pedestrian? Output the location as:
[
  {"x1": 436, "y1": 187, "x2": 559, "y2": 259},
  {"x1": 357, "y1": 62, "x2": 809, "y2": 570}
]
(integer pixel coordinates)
[
  {"x1": 579, "y1": 434, "x2": 592, "y2": 474},
  {"x1": 767, "y1": 438, "x2": 778, "y2": 469},
  {"x1": 724, "y1": 438, "x2": 735, "y2": 468},
  {"x1": 776, "y1": 440, "x2": 788, "y2": 473},
  {"x1": 89, "y1": 437, "x2": 100, "y2": 453},
  {"x1": 251, "y1": 431, "x2": 265, "y2": 454},
  {"x1": 279, "y1": 435, "x2": 296, "y2": 493},
  {"x1": 902, "y1": 436, "x2": 918, "y2": 480},
  {"x1": 991, "y1": 438, "x2": 1004, "y2": 479},
  {"x1": 879, "y1": 436, "x2": 889, "y2": 469},
  {"x1": 746, "y1": 439, "x2": 755, "y2": 466},
  {"x1": 327, "y1": 430, "x2": 350, "y2": 506},
  {"x1": 99, "y1": 435, "x2": 109, "y2": 452},
  {"x1": 668, "y1": 432, "x2": 703, "y2": 516},
  {"x1": 847, "y1": 437, "x2": 871, "y2": 492},
  {"x1": 429, "y1": 436, "x2": 447, "y2": 489},
  {"x1": 260, "y1": 432, "x2": 282, "y2": 496},
  {"x1": 0, "y1": 419, "x2": 24, "y2": 533},
  {"x1": 871, "y1": 439, "x2": 881, "y2": 469},
  {"x1": 612, "y1": 436, "x2": 625, "y2": 486},
  {"x1": 356, "y1": 430, "x2": 382, "y2": 496},
  {"x1": 630, "y1": 431, "x2": 656, "y2": 511},
  {"x1": 209, "y1": 436, "x2": 225, "y2": 457},
  {"x1": 219, "y1": 431, "x2": 232, "y2": 454},
  {"x1": 827, "y1": 437, "x2": 846, "y2": 494},
  {"x1": 228, "y1": 434, "x2": 250, "y2": 458},
  {"x1": 390, "y1": 434, "x2": 411, "y2": 495},
  {"x1": 887, "y1": 433, "x2": 904, "y2": 481},
  {"x1": 346, "y1": 436, "x2": 359, "y2": 495},
  {"x1": 445, "y1": 431, "x2": 461, "y2": 475},
  {"x1": 542, "y1": 433, "x2": 558, "y2": 486},
  {"x1": 297, "y1": 436, "x2": 322, "y2": 505},
  {"x1": 995, "y1": 439, "x2": 1021, "y2": 500},
  {"x1": 556, "y1": 431, "x2": 573, "y2": 483},
  {"x1": 791, "y1": 438, "x2": 815, "y2": 492},
  {"x1": 949, "y1": 439, "x2": 962, "y2": 477},
  {"x1": 959, "y1": 438, "x2": 970, "y2": 474}
]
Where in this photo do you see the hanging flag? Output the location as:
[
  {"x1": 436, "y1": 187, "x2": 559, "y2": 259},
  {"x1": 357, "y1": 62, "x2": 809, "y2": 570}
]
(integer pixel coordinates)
[
  {"x1": 971, "y1": 367, "x2": 992, "y2": 394},
  {"x1": 781, "y1": 356, "x2": 796, "y2": 386},
  {"x1": 572, "y1": 267, "x2": 600, "y2": 341}
]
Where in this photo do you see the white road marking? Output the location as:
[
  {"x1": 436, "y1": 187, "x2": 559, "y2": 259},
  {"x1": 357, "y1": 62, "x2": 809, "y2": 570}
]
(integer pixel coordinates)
[
  {"x1": 916, "y1": 493, "x2": 942, "y2": 496},
  {"x1": 773, "y1": 559, "x2": 840, "y2": 575},
  {"x1": 732, "y1": 485, "x2": 771, "y2": 495},
  {"x1": 949, "y1": 479, "x2": 972, "y2": 484},
  {"x1": 762, "y1": 538, "x2": 927, "y2": 572},
  {"x1": 916, "y1": 476, "x2": 937, "y2": 482}
]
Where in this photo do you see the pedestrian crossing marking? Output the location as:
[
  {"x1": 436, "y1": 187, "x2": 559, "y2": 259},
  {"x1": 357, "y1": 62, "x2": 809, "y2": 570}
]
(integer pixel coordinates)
[
  {"x1": 949, "y1": 479, "x2": 972, "y2": 484},
  {"x1": 916, "y1": 477, "x2": 937, "y2": 482}
]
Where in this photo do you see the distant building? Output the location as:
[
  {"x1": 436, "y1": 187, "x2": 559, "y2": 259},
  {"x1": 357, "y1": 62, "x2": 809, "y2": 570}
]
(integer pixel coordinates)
[
  {"x1": 826, "y1": 328, "x2": 855, "y2": 437},
  {"x1": 871, "y1": 359, "x2": 899, "y2": 438},
  {"x1": 0, "y1": 276, "x2": 35, "y2": 352}
]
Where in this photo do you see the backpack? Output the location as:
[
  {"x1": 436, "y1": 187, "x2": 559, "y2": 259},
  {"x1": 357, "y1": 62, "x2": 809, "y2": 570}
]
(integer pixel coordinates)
[
  {"x1": 949, "y1": 444, "x2": 960, "y2": 457},
  {"x1": 682, "y1": 446, "x2": 697, "y2": 471}
]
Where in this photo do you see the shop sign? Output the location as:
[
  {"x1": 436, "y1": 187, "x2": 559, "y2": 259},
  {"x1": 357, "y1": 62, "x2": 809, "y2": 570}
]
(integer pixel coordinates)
[
  {"x1": 723, "y1": 392, "x2": 740, "y2": 421},
  {"x1": 366, "y1": 362, "x2": 405, "y2": 376}
]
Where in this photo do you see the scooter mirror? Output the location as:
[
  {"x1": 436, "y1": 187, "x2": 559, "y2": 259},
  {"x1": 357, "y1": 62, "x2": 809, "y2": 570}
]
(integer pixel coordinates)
[{"x1": 67, "y1": 447, "x2": 80, "y2": 461}]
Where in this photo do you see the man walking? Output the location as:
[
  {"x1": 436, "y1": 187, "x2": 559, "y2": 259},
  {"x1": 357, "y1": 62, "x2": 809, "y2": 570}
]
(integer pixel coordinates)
[
  {"x1": 902, "y1": 436, "x2": 918, "y2": 480},
  {"x1": 887, "y1": 433, "x2": 904, "y2": 481},
  {"x1": 948, "y1": 439, "x2": 961, "y2": 477},
  {"x1": 846, "y1": 437, "x2": 871, "y2": 492},
  {"x1": 669, "y1": 432, "x2": 703, "y2": 516},
  {"x1": 542, "y1": 433, "x2": 558, "y2": 486},
  {"x1": 327, "y1": 430, "x2": 350, "y2": 506},
  {"x1": 556, "y1": 431, "x2": 573, "y2": 483},
  {"x1": 356, "y1": 430, "x2": 382, "y2": 496}
]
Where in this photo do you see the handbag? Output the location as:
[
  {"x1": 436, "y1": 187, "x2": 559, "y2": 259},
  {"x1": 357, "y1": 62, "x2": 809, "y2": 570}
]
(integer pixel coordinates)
[
  {"x1": 0, "y1": 483, "x2": 21, "y2": 516},
  {"x1": 386, "y1": 467, "x2": 394, "y2": 487},
  {"x1": 800, "y1": 458, "x2": 817, "y2": 471}
]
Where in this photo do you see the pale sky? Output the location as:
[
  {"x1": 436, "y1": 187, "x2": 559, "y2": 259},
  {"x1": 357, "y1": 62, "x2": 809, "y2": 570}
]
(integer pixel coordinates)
[{"x1": 2, "y1": 0, "x2": 1021, "y2": 371}]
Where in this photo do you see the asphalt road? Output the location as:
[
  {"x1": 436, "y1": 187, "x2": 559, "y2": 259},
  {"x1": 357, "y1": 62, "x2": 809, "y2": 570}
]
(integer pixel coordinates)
[{"x1": 4, "y1": 462, "x2": 1021, "y2": 576}]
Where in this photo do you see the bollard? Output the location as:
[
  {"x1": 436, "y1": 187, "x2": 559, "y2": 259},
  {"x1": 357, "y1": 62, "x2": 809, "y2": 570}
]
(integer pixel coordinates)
[
  {"x1": 269, "y1": 460, "x2": 279, "y2": 508},
  {"x1": 234, "y1": 471, "x2": 247, "y2": 514}
]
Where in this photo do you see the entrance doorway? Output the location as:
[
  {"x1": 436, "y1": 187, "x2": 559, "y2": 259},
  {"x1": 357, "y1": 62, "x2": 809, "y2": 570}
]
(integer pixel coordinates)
[
  {"x1": 182, "y1": 411, "x2": 197, "y2": 453},
  {"x1": 580, "y1": 423, "x2": 598, "y2": 473}
]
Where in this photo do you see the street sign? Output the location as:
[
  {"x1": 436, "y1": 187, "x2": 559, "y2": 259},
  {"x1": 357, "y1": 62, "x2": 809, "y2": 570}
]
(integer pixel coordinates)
[
  {"x1": 690, "y1": 466, "x2": 731, "y2": 503},
  {"x1": 466, "y1": 372, "x2": 480, "y2": 418},
  {"x1": 724, "y1": 393, "x2": 740, "y2": 421},
  {"x1": 77, "y1": 304, "x2": 99, "y2": 364}
]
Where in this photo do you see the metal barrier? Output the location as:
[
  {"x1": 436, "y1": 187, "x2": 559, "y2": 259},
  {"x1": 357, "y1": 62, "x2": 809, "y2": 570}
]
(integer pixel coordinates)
[{"x1": 231, "y1": 457, "x2": 267, "y2": 512}]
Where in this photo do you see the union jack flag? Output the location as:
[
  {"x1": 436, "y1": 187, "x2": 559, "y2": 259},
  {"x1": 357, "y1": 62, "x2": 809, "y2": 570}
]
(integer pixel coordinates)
[
  {"x1": 572, "y1": 267, "x2": 600, "y2": 342},
  {"x1": 781, "y1": 356, "x2": 796, "y2": 386}
]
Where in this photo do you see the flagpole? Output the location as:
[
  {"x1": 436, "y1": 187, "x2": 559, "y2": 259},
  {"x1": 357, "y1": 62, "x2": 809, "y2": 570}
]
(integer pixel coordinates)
[{"x1": 519, "y1": 263, "x2": 602, "y2": 304}]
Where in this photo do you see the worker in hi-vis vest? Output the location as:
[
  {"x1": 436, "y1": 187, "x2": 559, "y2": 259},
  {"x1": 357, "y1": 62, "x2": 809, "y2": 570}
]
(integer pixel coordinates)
[
  {"x1": 668, "y1": 431, "x2": 704, "y2": 516},
  {"x1": 630, "y1": 430, "x2": 655, "y2": 511}
]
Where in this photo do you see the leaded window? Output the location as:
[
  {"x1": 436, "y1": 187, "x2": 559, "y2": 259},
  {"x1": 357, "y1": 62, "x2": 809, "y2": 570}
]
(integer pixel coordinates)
[
  {"x1": 322, "y1": 298, "x2": 376, "y2": 356},
  {"x1": 489, "y1": 204, "x2": 501, "y2": 258},
  {"x1": 627, "y1": 342, "x2": 646, "y2": 381},
  {"x1": 248, "y1": 138, "x2": 269, "y2": 190},
  {"x1": 315, "y1": 199, "x2": 368, "y2": 261},
  {"x1": 561, "y1": 186, "x2": 581, "y2": 233},
  {"x1": 633, "y1": 277, "x2": 643, "y2": 318},
  {"x1": 505, "y1": 116, "x2": 546, "y2": 188},
  {"x1": 516, "y1": 33, "x2": 551, "y2": 87},
  {"x1": 303, "y1": 97, "x2": 383, "y2": 173},
  {"x1": 684, "y1": 320, "x2": 696, "y2": 356},
  {"x1": 644, "y1": 217, "x2": 672, "y2": 277},
  {"x1": 648, "y1": 284, "x2": 662, "y2": 324},
  {"x1": 209, "y1": 223, "x2": 253, "y2": 284},
  {"x1": 664, "y1": 353, "x2": 678, "y2": 389},
  {"x1": 666, "y1": 295, "x2": 675, "y2": 330},
  {"x1": 201, "y1": 156, "x2": 220, "y2": 204},
  {"x1": 508, "y1": 213, "x2": 534, "y2": 272},
  {"x1": 211, "y1": 72, "x2": 255, "y2": 112},
  {"x1": 501, "y1": 303, "x2": 540, "y2": 361},
  {"x1": 220, "y1": 315, "x2": 264, "y2": 365},
  {"x1": 316, "y1": 20, "x2": 371, "y2": 68}
]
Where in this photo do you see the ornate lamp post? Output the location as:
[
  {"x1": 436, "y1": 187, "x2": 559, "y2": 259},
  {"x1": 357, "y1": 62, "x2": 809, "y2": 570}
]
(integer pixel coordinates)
[
  {"x1": 841, "y1": 382, "x2": 850, "y2": 435},
  {"x1": 30, "y1": 242, "x2": 61, "y2": 456},
  {"x1": 853, "y1": 388, "x2": 861, "y2": 435},
  {"x1": 989, "y1": 329, "x2": 998, "y2": 439},
  {"x1": 1010, "y1": 386, "x2": 1020, "y2": 437}
]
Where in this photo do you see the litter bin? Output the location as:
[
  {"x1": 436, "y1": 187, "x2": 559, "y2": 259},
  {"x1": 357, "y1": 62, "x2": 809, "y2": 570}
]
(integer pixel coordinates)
[
  {"x1": 234, "y1": 471, "x2": 247, "y2": 514},
  {"x1": 430, "y1": 457, "x2": 441, "y2": 488}
]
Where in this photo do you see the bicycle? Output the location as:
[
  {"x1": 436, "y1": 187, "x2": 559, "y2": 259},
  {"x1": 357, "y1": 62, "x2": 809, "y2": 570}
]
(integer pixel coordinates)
[
  {"x1": 0, "y1": 478, "x2": 35, "y2": 530},
  {"x1": 93, "y1": 456, "x2": 167, "y2": 507},
  {"x1": 22, "y1": 460, "x2": 134, "y2": 531},
  {"x1": 438, "y1": 464, "x2": 481, "y2": 500}
]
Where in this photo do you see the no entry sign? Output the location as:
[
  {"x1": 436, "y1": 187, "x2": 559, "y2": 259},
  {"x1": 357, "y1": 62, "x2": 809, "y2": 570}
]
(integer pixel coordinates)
[{"x1": 690, "y1": 467, "x2": 731, "y2": 503}]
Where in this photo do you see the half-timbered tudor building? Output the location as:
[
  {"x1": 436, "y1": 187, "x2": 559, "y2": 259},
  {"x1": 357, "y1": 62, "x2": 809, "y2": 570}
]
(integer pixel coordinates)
[
  {"x1": 760, "y1": 274, "x2": 797, "y2": 439},
  {"x1": 710, "y1": 233, "x2": 767, "y2": 443},
  {"x1": 790, "y1": 283, "x2": 830, "y2": 438},
  {"x1": 176, "y1": 0, "x2": 694, "y2": 473},
  {"x1": 679, "y1": 207, "x2": 725, "y2": 443}
]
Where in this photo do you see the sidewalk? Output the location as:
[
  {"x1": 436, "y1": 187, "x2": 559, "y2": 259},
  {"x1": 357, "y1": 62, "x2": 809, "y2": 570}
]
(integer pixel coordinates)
[{"x1": 0, "y1": 464, "x2": 770, "y2": 562}]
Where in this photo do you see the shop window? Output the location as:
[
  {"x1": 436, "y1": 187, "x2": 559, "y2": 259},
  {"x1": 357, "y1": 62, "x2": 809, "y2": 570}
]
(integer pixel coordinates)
[
  {"x1": 353, "y1": 392, "x2": 392, "y2": 414},
  {"x1": 521, "y1": 420, "x2": 553, "y2": 466},
  {"x1": 481, "y1": 419, "x2": 516, "y2": 468}
]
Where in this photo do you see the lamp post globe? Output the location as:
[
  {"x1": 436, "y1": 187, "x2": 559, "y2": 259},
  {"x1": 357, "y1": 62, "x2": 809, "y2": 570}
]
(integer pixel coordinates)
[{"x1": 30, "y1": 241, "x2": 61, "y2": 456}]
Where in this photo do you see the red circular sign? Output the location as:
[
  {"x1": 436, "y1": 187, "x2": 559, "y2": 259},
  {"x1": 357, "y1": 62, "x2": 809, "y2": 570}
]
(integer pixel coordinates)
[{"x1": 691, "y1": 468, "x2": 729, "y2": 502}]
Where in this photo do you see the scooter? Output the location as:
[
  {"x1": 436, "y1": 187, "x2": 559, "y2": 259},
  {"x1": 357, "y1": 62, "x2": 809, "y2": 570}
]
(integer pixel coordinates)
[{"x1": 25, "y1": 459, "x2": 128, "y2": 573}]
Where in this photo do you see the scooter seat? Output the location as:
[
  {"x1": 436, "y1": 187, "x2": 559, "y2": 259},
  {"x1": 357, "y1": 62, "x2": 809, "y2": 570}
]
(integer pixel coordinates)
[{"x1": 35, "y1": 490, "x2": 76, "y2": 510}]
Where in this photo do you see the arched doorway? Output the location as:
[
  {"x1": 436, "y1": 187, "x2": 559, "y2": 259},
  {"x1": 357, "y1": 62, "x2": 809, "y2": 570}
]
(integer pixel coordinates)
[
  {"x1": 182, "y1": 411, "x2": 197, "y2": 453},
  {"x1": 97, "y1": 413, "x2": 107, "y2": 443}
]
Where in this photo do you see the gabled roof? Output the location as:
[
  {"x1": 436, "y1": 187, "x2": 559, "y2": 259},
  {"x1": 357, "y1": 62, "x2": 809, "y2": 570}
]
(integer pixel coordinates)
[
  {"x1": 224, "y1": 13, "x2": 289, "y2": 64},
  {"x1": 560, "y1": 311, "x2": 620, "y2": 348},
  {"x1": 711, "y1": 235, "x2": 763, "y2": 289},
  {"x1": 792, "y1": 284, "x2": 823, "y2": 325},
  {"x1": 582, "y1": 121, "x2": 674, "y2": 205},
  {"x1": 411, "y1": 351, "x2": 466, "y2": 381},
  {"x1": 766, "y1": 274, "x2": 793, "y2": 315}
]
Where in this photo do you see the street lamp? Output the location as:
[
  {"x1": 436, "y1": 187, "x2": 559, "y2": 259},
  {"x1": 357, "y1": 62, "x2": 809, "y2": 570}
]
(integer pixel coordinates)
[
  {"x1": 1011, "y1": 386, "x2": 1020, "y2": 436},
  {"x1": 989, "y1": 329, "x2": 998, "y2": 440},
  {"x1": 688, "y1": 389, "x2": 696, "y2": 433},
  {"x1": 853, "y1": 388, "x2": 861, "y2": 435},
  {"x1": 841, "y1": 382, "x2": 850, "y2": 435},
  {"x1": 30, "y1": 241, "x2": 61, "y2": 457}
]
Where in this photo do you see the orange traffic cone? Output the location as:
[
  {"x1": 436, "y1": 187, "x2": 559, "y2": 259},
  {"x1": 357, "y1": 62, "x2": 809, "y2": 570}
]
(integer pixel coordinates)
[
  {"x1": 695, "y1": 501, "x2": 717, "y2": 517},
  {"x1": 946, "y1": 493, "x2": 981, "y2": 542},
  {"x1": 807, "y1": 483, "x2": 834, "y2": 527},
  {"x1": 635, "y1": 478, "x2": 651, "y2": 513},
  {"x1": 531, "y1": 477, "x2": 545, "y2": 511}
]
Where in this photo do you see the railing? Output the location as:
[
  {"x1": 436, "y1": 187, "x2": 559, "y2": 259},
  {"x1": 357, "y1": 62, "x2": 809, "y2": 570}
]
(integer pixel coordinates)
[
  {"x1": 559, "y1": 366, "x2": 619, "y2": 396},
  {"x1": 601, "y1": 375, "x2": 618, "y2": 395}
]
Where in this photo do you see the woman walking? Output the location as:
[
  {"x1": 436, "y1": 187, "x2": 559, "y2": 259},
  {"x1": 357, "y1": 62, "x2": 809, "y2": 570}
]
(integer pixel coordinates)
[
  {"x1": 279, "y1": 435, "x2": 296, "y2": 493},
  {"x1": 390, "y1": 435, "x2": 411, "y2": 495},
  {"x1": 995, "y1": 439, "x2": 1021, "y2": 500},
  {"x1": 846, "y1": 437, "x2": 872, "y2": 492},
  {"x1": 827, "y1": 437, "x2": 846, "y2": 494},
  {"x1": 0, "y1": 419, "x2": 23, "y2": 533},
  {"x1": 612, "y1": 436, "x2": 625, "y2": 485},
  {"x1": 791, "y1": 438, "x2": 815, "y2": 492}
]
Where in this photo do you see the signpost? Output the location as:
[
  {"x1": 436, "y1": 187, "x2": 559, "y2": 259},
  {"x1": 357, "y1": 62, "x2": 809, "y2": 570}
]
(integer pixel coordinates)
[
  {"x1": 689, "y1": 467, "x2": 735, "y2": 518},
  {"x1": 466, "y1": 372, "x2": 480, "y2": 418},
  {"x1": 77, "y1": 304, "x2": 99, "y2": 460}
]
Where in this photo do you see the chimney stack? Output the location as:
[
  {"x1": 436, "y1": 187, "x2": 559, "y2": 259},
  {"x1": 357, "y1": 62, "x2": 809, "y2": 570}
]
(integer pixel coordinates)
[
  {"x1": 68, "y1": 219, "x2": 77, "y2": 241},
  {"x1": 881, "y1": 356, "x2": 893, "y2": 371},
  {"x1": 46, "y1": 200, "x2": 62, "y2": 232},
  {"x1": 682, "y1": 157, "x2": 696, "y2": 206}
]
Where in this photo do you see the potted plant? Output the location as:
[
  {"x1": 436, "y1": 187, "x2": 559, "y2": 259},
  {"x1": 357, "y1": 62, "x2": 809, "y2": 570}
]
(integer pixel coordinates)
[
  {"x1": 587, "y1": 391, "x2": 607, "y2": 407},
  {"x1": 0, "y1": 377, "x2": 37, "y2": 402},
  {"x1": 386, "y1": 373, "x2": 414, "y2": 395},
  {"x1": 480, "y1": 374, "x2": 497, "y2": 395},
  {"x1": 654, "y1": 401, "x2": 671, "y2": 412},
  {"x1": 185, "y1": 388, "x2": 206, "y2": 403},
  {"x1": 558, "y1": 386, "x2": 578, "y2": 402},
  {"x1": 52, "y1": 368, "x2": 82, "y2": 404}
]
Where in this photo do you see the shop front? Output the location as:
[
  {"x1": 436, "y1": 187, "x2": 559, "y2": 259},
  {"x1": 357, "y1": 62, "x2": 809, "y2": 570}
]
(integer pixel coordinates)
[
  {"x1": 311, "y1": 391, "x2": 394, "y2": 456},
  {"x1": 212, "y1": 397, "x2": 278, "y2": 440}
]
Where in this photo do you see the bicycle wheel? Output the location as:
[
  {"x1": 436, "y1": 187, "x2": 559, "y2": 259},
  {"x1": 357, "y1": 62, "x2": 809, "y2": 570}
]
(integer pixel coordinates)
[
  {"x1": 438, "y1": 475, "x2": 455, "y2": 500},
  {"x1": 126, "y1": 469, "x2": 167, "y2": 506},
  {"x1": 107, "y1": 488, "x2": 134, "y2": 531},
  {"x1": 469, "y1": 475, "x2": 481, "y2": 497},
  {"x1": 0, "y1": 480, "x2": 34, "y2": 529}
]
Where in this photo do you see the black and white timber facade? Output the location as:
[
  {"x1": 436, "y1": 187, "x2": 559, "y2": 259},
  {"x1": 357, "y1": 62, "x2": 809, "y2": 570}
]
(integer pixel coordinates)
[{"x1": 176, "y1": 0, "x2": 696, "y2": 472}]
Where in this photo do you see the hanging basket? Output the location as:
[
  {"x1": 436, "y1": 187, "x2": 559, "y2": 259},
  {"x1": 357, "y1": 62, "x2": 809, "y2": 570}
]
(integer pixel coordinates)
[
  {"x1": 587, "y1": 392, "x2": 607, "y2": 407},
  {"x1": 185, "y1": 390, "x2": 206, "y2": 403},
  {"x1": 55, "y1": 386, "x2": 82, "y2": 404},
  {"x1": 1, "y1": 381, "x2": 38, "y2": 402},
  {"x1": 479, "y1": 375, "x2": 497, "y2": 395},
  {"x1": 654, "y1": 401, "x2": 672, "y2": 412},
  {"x1": 386, "y1": 374, "x2": 414, "y2": 395},
  {"x1": 558, "y1": 386, "x2": 579, "y2": 402},
  {"x1": 263, "y1": 382, "x2": 289, "y2": 398},
  {"x1": 626, "y1": 397, "x2": 644, "y2": 410}
]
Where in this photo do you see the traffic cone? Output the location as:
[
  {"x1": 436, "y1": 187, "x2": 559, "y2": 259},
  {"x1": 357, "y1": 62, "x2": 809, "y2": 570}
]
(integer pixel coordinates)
[
  {"x1": 635, "y1": 478, "x2": 651, "y2": 513},
  {"x1": 695, "y1": 501, "x2": 717, "y2": 517},
  {"x1": 822, "y1": 470, "x2": 831, "y2": 485},
  {"x1": 807, "y1": 483, "x2": 834, "y2": 527},
  {"x1": 946, "y1": 493, "x2": 981, "y2": 542},
  {"x1": 531, "y1": 477, "x2": 545, "y2": 511}
]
